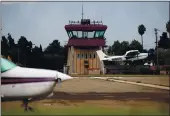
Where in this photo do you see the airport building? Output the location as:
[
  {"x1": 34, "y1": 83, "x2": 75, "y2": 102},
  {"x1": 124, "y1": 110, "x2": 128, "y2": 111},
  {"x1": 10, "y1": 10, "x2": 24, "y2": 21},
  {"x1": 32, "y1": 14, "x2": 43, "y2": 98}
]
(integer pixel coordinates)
[{"x1": 64, "y1": 19, "x2": 107, "y2": 75}]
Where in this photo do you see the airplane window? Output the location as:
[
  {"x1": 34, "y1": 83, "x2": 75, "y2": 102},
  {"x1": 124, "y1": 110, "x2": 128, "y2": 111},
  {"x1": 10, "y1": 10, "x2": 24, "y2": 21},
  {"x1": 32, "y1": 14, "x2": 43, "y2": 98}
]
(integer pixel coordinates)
[
  {"x1": 127, "y1": 52, "x2": 137, "y2": 56},
  {"x1": 1, "y1": 58, "x2": 17, "y2": 73}
]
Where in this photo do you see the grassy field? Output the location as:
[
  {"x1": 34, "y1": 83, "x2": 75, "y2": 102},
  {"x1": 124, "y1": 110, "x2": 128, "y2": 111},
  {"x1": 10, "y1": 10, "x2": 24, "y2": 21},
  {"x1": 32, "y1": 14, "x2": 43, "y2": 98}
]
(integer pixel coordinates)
[
  {"x1": 2, "y1": 77, "x2": 169, "y2": 115},
  {"x1": 2, "y1": 100, "x2": 169, "y2": 115}
]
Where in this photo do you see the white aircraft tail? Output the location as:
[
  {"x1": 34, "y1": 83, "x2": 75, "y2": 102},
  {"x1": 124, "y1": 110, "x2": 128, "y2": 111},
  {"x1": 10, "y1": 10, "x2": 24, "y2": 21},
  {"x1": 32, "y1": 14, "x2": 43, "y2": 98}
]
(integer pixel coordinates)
[{"x1": 96, "y1": 50, "x2": 107, "y2": 61}]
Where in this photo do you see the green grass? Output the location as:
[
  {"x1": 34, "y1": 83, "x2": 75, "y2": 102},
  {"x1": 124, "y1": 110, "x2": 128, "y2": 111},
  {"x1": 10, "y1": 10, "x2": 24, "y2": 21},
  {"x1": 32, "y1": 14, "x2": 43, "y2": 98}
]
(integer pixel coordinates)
[
  {"x1": 71, "y1": 74, "x2": 169, "y2": 77},
  {"x1": 2, "y1": 104, "x2": 169, "y2": 115}
]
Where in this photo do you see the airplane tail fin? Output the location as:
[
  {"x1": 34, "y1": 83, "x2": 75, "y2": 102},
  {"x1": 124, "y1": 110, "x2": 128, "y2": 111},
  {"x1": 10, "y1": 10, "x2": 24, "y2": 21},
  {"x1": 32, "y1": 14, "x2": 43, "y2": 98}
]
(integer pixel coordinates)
[{"x1": 96, "y1": 50, "x2": 107, "y2": 61}]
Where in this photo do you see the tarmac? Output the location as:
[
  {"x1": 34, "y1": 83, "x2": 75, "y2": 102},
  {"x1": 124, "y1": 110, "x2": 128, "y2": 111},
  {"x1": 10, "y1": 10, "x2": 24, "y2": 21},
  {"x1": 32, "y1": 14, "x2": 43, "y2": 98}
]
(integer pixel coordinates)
[{"x1": 91, "y1": 77, "x2": 170, "y2": 90}]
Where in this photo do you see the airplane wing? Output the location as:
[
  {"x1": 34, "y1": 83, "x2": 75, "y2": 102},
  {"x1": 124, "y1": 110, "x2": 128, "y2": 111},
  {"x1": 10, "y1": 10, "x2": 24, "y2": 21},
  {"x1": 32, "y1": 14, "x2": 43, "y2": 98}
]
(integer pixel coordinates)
[{"x1": 107, "y1": 57, "x2": 124, "y2": 61}]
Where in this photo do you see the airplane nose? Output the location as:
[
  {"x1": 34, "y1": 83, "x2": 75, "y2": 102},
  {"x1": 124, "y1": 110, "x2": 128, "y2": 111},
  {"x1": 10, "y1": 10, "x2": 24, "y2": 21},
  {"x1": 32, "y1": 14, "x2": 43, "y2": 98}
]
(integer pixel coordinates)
[{"x1": 56, "y1": 71, "x2": 73, "y2": 82}]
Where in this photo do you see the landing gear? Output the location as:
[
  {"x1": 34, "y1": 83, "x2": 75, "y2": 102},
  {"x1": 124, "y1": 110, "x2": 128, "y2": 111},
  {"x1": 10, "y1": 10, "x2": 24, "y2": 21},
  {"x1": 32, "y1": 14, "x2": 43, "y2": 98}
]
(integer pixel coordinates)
[{"x1": 21, "y1": 99, "x2": 34, "y2": 112}]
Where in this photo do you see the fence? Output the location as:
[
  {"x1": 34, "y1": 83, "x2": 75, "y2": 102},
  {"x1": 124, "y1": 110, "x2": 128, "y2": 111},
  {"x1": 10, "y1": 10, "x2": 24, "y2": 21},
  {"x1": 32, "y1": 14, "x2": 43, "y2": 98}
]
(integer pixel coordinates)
[{"x1": 105, "y1": 65, "x2": 157, "y2": 75}]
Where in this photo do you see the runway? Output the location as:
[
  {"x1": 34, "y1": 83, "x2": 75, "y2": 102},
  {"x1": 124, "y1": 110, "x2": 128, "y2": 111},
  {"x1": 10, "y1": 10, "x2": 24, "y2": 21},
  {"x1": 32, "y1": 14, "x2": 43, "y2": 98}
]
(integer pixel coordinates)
[{"x1": 2, "y1": 77, "x2": 169, "y2": 115}]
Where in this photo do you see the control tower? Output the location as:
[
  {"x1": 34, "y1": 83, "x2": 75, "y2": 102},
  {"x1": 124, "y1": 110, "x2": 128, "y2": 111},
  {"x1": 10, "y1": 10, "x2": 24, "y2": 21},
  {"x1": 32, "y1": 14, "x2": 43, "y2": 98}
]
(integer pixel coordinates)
[{"x1": 64, "y1": 18, "x2": 107, "y2": 75}]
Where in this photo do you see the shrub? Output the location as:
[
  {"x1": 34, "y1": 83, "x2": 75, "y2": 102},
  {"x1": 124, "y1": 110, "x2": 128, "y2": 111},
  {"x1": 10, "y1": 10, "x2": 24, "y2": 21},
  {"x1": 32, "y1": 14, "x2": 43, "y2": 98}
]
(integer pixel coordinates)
[{"x1": 140, "y1": 67, "x2": 154, "y2": 74}]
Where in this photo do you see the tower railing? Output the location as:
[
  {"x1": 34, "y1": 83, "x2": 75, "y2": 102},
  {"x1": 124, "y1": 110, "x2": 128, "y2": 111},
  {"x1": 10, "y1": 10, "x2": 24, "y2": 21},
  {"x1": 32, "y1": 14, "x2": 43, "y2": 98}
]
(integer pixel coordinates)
[{"x1": 68, "y1": 20, "x2": 103, "y2": 25}]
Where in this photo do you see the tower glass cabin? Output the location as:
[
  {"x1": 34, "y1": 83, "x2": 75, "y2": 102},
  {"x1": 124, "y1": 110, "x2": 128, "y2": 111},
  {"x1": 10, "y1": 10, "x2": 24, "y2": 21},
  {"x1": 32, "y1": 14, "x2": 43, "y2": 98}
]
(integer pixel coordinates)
[{"x1": 64, "y1": 19, "x2": 107, "y2": 75}]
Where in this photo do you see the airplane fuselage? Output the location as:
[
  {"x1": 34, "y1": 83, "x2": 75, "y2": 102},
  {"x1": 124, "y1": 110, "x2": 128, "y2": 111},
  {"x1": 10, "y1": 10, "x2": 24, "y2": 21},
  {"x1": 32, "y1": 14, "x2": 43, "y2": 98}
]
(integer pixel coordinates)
[
  {"x1": 125, "y1": 53, "x2": 148, "y2": 61},
  {"x1": 96, "y1": 50, "x2": 148, "y2": 63},
  {"x1": 1, "y1": 57, "x2": 73, "y2": 111},
  {"x1": 104, "y1": 53, "x2": 148, "y2": 62},
  {"x1": 1, "y1": 81, "x2": 56, "y2": 101},
  {"x1": 1, "y1": 66, "x2": 72, "y2": 101}
]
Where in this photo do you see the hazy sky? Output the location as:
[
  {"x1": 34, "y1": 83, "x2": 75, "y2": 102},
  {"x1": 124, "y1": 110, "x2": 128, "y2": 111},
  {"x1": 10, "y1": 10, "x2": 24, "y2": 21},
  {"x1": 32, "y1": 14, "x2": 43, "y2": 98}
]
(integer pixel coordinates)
[{"x1": 1, "y1": 2, "x2": 169, "y2": 50}]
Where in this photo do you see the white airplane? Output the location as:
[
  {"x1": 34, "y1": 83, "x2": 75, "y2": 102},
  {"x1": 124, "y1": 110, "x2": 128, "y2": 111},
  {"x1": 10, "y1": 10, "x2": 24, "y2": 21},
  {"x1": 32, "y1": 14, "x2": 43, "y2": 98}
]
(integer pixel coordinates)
[
  {"x1": 1, "y1": 57, "x2": 73, "y2": 111},
  {"x1": 96, "y1": 50, "x2": 148, "y2": 62}
]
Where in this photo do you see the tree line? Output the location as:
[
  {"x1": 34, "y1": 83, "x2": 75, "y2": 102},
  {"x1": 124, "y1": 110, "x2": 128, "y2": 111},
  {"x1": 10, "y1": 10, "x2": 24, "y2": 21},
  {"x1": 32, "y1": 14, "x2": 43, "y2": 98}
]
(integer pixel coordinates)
[
  {"x1": 106, "y1": 20, "x2": 170, "y2": 65},
  {"x1": 1, "y1": 20, "x2": 170, "y2": 71},
  {"x1": 1, "y1": 33, "x2": 67, "y2": 71}
]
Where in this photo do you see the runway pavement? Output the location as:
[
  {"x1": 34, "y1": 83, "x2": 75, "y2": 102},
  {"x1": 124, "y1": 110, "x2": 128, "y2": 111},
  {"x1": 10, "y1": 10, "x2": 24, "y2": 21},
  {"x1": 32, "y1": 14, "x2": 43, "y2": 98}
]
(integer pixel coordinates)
[{"x1": 91, "y1": 77, "x2": 170, "y2": 90}]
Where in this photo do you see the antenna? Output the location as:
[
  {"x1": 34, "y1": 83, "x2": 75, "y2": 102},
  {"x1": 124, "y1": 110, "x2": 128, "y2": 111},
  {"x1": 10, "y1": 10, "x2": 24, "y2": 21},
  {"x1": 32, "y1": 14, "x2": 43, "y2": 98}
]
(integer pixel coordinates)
[
  {"x1": 94, "y1": 11, "x2": 96, "y2": 22},
  {"x1": 82, "y1": 1, "x2": 84, "y2": 20},
  {"x1": 93, "y1": 11, "x2": 96, "y2": 24},
  {"x1": 101, "y1": 16, "x2": 103, "y2": 24}
]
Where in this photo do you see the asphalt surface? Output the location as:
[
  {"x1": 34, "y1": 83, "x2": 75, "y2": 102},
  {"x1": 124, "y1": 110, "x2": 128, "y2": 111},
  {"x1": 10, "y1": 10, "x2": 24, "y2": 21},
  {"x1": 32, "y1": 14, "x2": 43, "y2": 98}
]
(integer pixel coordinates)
[{"x1": 51, "y1": 77, "x2": 169, "y2": 103}]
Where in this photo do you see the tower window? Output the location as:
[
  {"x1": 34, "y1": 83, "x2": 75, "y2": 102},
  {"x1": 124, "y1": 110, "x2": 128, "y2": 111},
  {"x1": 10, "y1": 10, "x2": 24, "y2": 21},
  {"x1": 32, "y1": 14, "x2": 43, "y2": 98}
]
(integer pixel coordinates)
[
  {"x1": 89, "y1": 53, "x2": 91, "y2": 58},
  {"x1": 81, "y1": 53, "x2": 84, "y2": 59},
  {"x1": 77, "y1": 54, "x2": 80, "y2": 59},
  {"x1": 95, "y1": 31, "x2": 105, "y2": 38},
  {"x1": 67, "y1": 31, "x2": 73, "y2": 38},
  {"x1": 85, "y1": 53, "x2": 88, "y2": 59},
  {"x1": 93, "y1": 53, "x2": 96, "y2": 58}
]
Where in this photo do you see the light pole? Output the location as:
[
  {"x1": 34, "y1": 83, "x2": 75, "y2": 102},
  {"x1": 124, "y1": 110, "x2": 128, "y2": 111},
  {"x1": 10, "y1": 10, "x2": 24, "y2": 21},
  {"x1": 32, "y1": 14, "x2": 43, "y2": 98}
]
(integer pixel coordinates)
[
  {"x1": 154, "y1": 28, "x2": 159, "y2": 67},
  {"x1": 0, "y1": 7, "x2": 2, "y2": 55}
]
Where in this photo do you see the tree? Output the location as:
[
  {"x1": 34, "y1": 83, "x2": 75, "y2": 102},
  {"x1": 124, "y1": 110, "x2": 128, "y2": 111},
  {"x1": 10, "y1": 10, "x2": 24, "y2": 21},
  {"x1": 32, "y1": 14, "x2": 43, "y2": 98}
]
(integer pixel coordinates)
[
  {"x1": 1, "y1": 33, "x2": 68, "y2": 70},
  {"x1": 40, "y1": 44, "x2": 43, "y2": 52},
  {"x1": 18, "y1": 36, "x2": 29, "y2": 49},
  {"x1": 166, "y1": 20, "x2": 170, "y2": 38},
  {"x1": 6, "y1": 33, "x2": 18, "y2": 62},
  {"x1": 138, "y1": 24, "x2": 146, "y2": 49},
  {"x1": 1, "y1": 36, "x2": 9, "y2": 57},
  {"x1": 164, "y1": 49, "x2": 170, "y2": 65},
  {"x1": 148, "y1": 48, "x2": 156, "y2": 64},
  {"x1": 29, "y1": 46, "x2": 42, "y2": 68},
  {"x1": 107, "y1": 46, "x2": 113, "y2": 55},
  {"x1": 157, "y1": 48, "x2": 166, "y2": 65},
  {"x1": 109, "y1": 40, "x2": 143, "y2": 56},
  {"x1": 119, "y1": 41, "x2": 129, "y2": 55},
  {"x1": 44, "y1": 40, "x2": 62, "y2": 54},
  {"x1": 111, "y1": 40, "x2": 121, "y2": 55},
  {"x1": 158, "y1": 32, "x2": 170, "y2": 49},
  {"x1": 17, "y1": 36, "x2": 31, "y2": 65},
  {"x1": 32, "y1": 46, "x2": 42, "y2": 55},
  {"x1": 7, "y1": 33, "x2": 16, "y2": 49},
  {"x1": 129, "y1": 39, "x2": 143, "y2": 52}
]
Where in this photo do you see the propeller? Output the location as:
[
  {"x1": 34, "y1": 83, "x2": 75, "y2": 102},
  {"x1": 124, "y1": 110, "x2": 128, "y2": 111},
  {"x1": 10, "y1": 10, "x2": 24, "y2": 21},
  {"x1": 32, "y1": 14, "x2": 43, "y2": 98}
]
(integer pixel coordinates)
[{"x1": 56, "y1": 73, "x2": 61, "y2": 88}]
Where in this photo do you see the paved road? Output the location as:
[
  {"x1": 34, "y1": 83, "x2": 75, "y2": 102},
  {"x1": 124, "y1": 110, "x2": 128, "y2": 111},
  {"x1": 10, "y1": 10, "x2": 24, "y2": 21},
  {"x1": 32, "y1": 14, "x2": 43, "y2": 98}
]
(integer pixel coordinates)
[
  {"x1": 55, "y1": 77, "x2": 168, "y2": 92},
  {"x1": 92, "y1": 77, "x2": 169, "y2": 90},
  {"x1": 52, "y1": 77, "x2": 169, "y2": 103},
  {"x1": 106, "y1": 76, "x2": 169, "y2": 87}
]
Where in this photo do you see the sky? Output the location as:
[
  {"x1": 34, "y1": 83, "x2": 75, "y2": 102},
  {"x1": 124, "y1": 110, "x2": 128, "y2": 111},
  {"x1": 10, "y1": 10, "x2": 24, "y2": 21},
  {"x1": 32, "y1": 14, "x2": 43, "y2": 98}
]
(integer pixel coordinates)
[{"x1": 1, "y1": 2, "x2": 169, "y2": 50}]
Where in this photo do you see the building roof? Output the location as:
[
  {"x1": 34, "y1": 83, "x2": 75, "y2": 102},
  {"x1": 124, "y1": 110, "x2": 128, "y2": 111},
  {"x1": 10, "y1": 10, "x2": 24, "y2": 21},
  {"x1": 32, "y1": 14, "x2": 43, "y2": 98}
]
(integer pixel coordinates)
[
  {"x1": 66, "y1": 39, "x2": 106, "y2": 47},
  {"x1": 65, "y1": 24, "x2": 107, "y2": 31}
]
